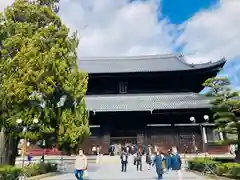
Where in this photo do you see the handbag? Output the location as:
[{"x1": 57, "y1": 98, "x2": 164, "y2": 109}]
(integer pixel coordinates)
[{"x1": 83, "y1": 169, "x2": 88, "y2": 177}]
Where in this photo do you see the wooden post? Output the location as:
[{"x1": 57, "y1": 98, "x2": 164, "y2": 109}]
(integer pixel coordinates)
[
  {"x1": 137, "y1": 133, "x2": 144, "y2": 152},
  {"x1": 101, "y1": 134, "x2": 110, "y2": 155}
]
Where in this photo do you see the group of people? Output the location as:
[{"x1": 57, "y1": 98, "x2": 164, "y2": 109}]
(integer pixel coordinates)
[
  {"x1": 109, "y1": 143, "x2": 139, "y2": 155},
  {"x1": 73, "y1": 146, "x2": 182, "y2": 180},
  {"x1": 120, "y1": 146, "x2": 182, "y2": 180}
]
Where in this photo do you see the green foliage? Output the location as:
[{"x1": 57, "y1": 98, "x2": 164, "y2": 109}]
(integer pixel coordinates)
[
  {"x1": 0, "y1": 0, "x2": 89, "y2": 154},
  {"x1": 0, "y1": 165, "x2": 22, "y2": 180},
  {"x1": 203, "y1": 77, "x2": 240, "y2": 144},
  {"x1": 23, "y1": 162, "x2": 57, "y2": 177},
  {"x1": 188, "y1": 158, "x2": 240, "y2": 179},
  {"x1": 0, "y1": 163, "x2": 57, "y2": 180}
]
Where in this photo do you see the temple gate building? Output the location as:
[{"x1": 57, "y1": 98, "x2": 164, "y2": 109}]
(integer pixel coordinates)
[{"x1": 80, "y1": 54, "x2": 228, "y2": 154}]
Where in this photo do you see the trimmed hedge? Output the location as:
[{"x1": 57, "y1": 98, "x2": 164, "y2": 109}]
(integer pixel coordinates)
[
  {"x1": 0, "y1": 166, "x2": 22, "y2": 180},
  {"x1": 188, "y1": 158, "x2": 240, "y2": 179},
  {"x1": 213, "y1": 157, "x2": 235, "y2": 163},
  {"x1": 0, "y1": 163, "x2": 57, "y2": 180},
  {"x1": 23, "y1": 163, "x2": 58, "y2": 177}
]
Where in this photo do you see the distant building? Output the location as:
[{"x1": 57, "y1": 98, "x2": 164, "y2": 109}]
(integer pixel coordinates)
[{"x1": 79, "y1": 54, "x2": 228, "y2": 154}]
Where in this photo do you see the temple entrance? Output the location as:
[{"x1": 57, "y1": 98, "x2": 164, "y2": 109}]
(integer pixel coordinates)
[
  {"x1": 146, "y1": 126, "x2": 202, "y2": 153},
  {"x1": 147, "y1": 127, "x2": 176, "y2": 152},
  {"x1": 110, "y1": 137, "x2": 137, "y2": 145},
  {"x1": 110, "y1": 129, "x2": 137, "y2": 145},
  {"x1": 109, "y1": 129, "x2": 137, "y2": 155},
  {"x1": 177, "y1": 126, "x2": 202, "y2": 153}
]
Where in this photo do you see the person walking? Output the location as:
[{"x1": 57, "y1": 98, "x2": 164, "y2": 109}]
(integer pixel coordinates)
[
  {"x1": 96, "y1": 145, "x2": 100, "y2": 155},
  {"x1": 92, "y1": 145, "x2": 96, "y2": 155},
  {"x1": 120, "y1": 150, "x2": 128, "y2": 172},
  {"x1": 146, "y1": 152, "x2": 152, "y2": 170},
  {"x1": 126, "y1": 145, "x2": 130, "y2": 155},
  {"x1": 152, "y1": 150, "x2": 164, "y2": 180},
  {"x1": 165, "y1": 149, "x2": 172, "y2": 173},
  {"x1": 136, "y1": 150, "x2": 143, "y2": 172},
  {"x1": 74, "y1": 149, "x2": 88, "y2": 180},
  {"x1": 151, "y1": 151, "x2": 156, "y2": 166},
  {"x1": 160, "y1": 152, "x2": 166, "y2": 173},
  {"x1": 171, "y1": 147, "x2": 182, "y2": 180}
]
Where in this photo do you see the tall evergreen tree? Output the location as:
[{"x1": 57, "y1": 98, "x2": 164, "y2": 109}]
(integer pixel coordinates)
[
  {"x1": 203, "y1": 77, "x2": 240, "y2": 161},
  {"x1": 0, "y1": 0, "x2": 89, "y2": 165}
]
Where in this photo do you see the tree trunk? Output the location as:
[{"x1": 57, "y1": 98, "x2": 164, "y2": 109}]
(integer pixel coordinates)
[
  {"x1": 0, "y1": 127, "x2": 18, "y2": 165},
  {"x1": 0, "y1": 127, "x2": 5, "y2": 164}
]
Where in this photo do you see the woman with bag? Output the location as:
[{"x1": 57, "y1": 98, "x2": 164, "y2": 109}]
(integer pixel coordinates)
[{"x1": 74, "y1": 149, "x2": 88, "y2": 180}]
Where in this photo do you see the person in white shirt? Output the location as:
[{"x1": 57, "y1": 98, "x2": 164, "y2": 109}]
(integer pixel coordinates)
[{"x1": 74, "y1": 149, "x2": 87, "y2": 180}]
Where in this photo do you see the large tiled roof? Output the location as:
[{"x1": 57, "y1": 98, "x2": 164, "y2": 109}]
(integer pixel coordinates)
[
  {"x1": 85, "y1": 93, "x2": 213, "y2": 112},
  {"x1": 79, "y1": 54, "x2": 226, "y2": 74}
]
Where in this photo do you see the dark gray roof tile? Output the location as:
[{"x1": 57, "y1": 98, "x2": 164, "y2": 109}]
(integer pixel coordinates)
[
  {"x1": 79, "y1": 54, "x2": 226, "y2": 73},
  {"x1": 85, "y1": 93, "x2": 213, "y2": 112}
]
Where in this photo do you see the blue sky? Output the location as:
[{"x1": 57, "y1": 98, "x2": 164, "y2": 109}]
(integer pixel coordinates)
[
  {"x1": 160, "y1": 0, "x2": 239, "y2": 88},
  {"x1": 161, "y1": 0, "x2": 219, "y2": 24},
  {"x1": 0, "y1": 0, "x2": 239, "y2": 88}
]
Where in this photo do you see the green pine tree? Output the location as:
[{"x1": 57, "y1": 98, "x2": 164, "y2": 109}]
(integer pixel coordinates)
[
  {"x1": 203, "y1": 77, "x2": 240, "y2": 161},
  {"x1": 0, "y1": 0, "x2": 89, "y2": 165}
]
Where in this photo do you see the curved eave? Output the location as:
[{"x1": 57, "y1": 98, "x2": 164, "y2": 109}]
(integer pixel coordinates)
[
  {"x1": 79, "y1": 54, "x2": 226, "y2": 74},
  {"x1": 185, "y1": 58, "x2": 226, "y2": 71}
]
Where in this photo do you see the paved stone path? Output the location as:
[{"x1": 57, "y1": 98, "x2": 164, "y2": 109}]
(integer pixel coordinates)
[{"x1": 41, "y1": 163, "x2": 212, "y2": 180}]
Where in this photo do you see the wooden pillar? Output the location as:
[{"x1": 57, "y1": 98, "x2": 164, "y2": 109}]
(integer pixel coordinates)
[
  {"x1": 144, "y1": 127, "x2": 150, "y2": 145},
  {"x1": 100, "y1": 125, "x2": 110, "y2": 155},
  {"x1": 101, "y1": 134, "x2": 110, "y2": 155},
  {"x1": 137, "y1": 133, "x2": 144, "y2": 150}
]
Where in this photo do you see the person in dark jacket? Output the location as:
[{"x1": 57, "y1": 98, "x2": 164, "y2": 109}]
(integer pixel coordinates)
[
  {"x1": 146, "y1": 152, "x2": 152, "y2": 170},
  {"x1": 152, "y1": 151, "x2": 164, "y2": 179},
  {"x1": 136, "y1": 150, "x2": 143, "y2": 171},
  {"x1": 120, "y1": 150, "x2": 128, "y2": 172},
  {"x1": 165, "y1": 149, "x2": 172, "y2": 172},
  {"x1": 171, "y1": 147, "x2": 182, "y2": 180}
]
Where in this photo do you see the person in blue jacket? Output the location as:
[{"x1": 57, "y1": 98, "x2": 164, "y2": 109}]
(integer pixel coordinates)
[
  {"x1": 165, "y1": 149, "x2": 172, "y2": 173},
  {"x1": 152, "y1": 150, "x2": 164, "y2": 179},
  {"x1": 170, "y1": 147, "x2": 182, "y2": 180}
]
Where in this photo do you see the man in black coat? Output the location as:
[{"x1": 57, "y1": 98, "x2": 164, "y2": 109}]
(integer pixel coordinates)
[
  {"x1": 136, "y1": 150, "x2": 143, "y2": 171},
  {"x1": 120, "y1": 150, "x2": 128, "y2": 172}
]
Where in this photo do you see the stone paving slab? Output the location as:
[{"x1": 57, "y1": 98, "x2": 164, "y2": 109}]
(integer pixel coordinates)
[{"x1": 41, "y1": 164, "x2": 213, "y2": 180}]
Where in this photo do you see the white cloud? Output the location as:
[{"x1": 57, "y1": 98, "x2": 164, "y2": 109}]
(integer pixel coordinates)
[
  {"x1": 0, "y1": 0, "x2": 13, "y2": 12},
  {"x1": 58, "y1": 0, "x2": 240, "y2": 63},
  {"x1": 1, "y1": 0, "x2": 240, "y2": 64},
  {"x1": 176, "y1": 0, "x2": 240, "y2": 63},
  {"x1": 59, "y1": 0, "x2": 175, "y2": 57}
]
